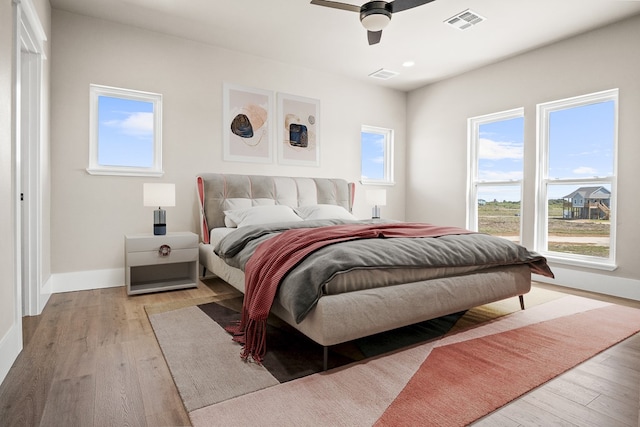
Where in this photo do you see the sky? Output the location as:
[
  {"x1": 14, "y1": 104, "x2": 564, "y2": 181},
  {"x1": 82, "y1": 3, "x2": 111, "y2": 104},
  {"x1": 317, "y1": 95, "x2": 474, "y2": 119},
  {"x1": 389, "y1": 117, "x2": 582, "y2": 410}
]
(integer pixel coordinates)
[
  {"x1": 97, "y1": 95, "x2": 155, "y2": 167},
  {"x1": 478, "y1": 100, "x2": 614, "y2": 202},
  {"x1": 361, "y1": 131, "x2": 385, "y2": 180}
]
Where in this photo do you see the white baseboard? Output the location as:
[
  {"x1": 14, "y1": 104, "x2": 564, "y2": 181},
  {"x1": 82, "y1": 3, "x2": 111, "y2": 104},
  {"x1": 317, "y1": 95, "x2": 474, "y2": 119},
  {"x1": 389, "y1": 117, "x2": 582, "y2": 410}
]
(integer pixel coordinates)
[
  {"x1": 534, "y1": 265, "x2": 640, "y2": 301},
  {"x1": 0, "y1": 320, "x2": 22, "y2": 387},
  {"x1": 51, "y1": 268, "x2": 124, "y2": 293},
  {"x1": 39, "y1": 275, "x2": 52, "y2": 314}
]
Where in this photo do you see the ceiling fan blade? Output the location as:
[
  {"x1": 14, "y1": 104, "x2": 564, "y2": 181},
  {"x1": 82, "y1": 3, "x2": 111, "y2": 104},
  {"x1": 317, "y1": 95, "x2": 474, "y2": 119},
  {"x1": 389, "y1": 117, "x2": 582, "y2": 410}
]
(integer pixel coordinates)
[
  {"x1": 389, "y1": 0, "x2": 435, "y2": 13},
  {"x1": 310, "y1": 0, "x2": 360, "y2": 13},
  {"x1": 367, "y1": 30, "x2": 383, "y2": 45}
]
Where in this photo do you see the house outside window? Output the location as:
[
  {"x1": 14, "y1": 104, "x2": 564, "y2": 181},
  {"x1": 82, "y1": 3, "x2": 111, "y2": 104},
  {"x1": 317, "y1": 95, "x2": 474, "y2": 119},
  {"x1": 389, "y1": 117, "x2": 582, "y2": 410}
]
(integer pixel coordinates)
[
  {"x1": 467, "y1": 108, "x2": 524, "y2": 243},
  {"x1": 361, "y1": 125, "x2": 394, "y2": 185},
  {"x1": 88, "y1": 84, "x2": 163, "y2": 176},
  {"x1": 536, "y1": 89, "x2": 617, "y2": 269}
]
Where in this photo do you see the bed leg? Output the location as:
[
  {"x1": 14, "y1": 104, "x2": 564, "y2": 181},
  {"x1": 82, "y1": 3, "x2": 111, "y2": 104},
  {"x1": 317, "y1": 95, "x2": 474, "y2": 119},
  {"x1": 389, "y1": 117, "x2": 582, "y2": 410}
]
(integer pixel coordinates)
[
  {"x1": 323, "y1": 346, "x2": 328, "y2": 371},
  {"x1": 202, "y1": 266, "x2": 207, "y2": 277},
  {"x1": 519, "y1": 295, "x2": 525, "y2": 310}
]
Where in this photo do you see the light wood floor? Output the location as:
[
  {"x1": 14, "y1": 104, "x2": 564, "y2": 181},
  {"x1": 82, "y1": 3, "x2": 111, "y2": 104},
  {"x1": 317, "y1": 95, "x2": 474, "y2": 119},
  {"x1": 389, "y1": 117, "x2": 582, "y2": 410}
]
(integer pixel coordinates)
[
  {"x1": 474, "y1": 283, "x2": 640, "y2": 427},
  {"x1": 0, "y1": 280, "x2": 638, "y2": 427}
]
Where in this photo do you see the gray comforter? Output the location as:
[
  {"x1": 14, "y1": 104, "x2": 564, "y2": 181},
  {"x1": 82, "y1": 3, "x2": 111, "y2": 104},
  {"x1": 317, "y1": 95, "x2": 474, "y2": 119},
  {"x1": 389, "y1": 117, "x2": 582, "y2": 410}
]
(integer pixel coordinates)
[{"x1": 215, "y1": 219, "x2": 553, "y2": 323}]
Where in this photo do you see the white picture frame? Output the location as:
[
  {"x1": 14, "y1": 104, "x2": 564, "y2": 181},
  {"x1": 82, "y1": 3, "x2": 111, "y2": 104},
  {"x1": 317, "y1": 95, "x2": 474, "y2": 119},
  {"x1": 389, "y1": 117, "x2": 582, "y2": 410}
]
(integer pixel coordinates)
[{"x1": 277, "y1": 93, "x2": 320, "y2": 166}]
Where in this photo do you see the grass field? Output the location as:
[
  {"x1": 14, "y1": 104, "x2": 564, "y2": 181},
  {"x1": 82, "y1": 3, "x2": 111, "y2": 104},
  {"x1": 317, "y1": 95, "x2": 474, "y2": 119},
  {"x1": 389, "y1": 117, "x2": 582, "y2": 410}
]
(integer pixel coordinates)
[{"x1": 478, "y1": 200, "x2": 609, "y2": 257}]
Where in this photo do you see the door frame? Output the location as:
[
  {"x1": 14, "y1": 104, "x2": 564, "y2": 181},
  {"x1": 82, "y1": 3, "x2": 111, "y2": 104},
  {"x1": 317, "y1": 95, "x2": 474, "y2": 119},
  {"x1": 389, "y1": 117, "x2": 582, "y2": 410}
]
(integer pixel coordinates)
[{"x1": 14, "y1": 0, "x2": 47, "y2": 317}]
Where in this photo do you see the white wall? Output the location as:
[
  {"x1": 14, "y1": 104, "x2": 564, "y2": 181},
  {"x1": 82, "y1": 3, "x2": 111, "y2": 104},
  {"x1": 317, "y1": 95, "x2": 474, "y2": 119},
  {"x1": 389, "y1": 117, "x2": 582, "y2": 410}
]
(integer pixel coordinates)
[
  {"x1": 406, "y1": 14, "x2": 640, "y2": 300},
  {"x1": 50, "y1": 10, "x2": 407, "y2": 288}
]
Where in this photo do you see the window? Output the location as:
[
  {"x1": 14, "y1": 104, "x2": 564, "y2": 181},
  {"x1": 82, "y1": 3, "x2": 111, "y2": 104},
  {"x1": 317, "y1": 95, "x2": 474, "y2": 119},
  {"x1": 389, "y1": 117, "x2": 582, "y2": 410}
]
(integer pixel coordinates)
[
  {"x1": 537, "y1": 89, "x2": 617, "y2": 269},
  {"x1": 468, "y1": 108, "x2": 524, "y2": 243},
  {"x1": 361, "y1": 125, "x2": 394, "y2": 185},
  {"x1": 88, "y1": 84, "x2": 163, "y2": 176}
]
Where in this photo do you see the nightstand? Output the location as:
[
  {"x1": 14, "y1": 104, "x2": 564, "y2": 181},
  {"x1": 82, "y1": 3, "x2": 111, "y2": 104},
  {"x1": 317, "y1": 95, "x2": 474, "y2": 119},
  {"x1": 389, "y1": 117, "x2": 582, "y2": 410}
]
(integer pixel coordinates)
[{"x1": 125, "y1": 232, "x2": 199, "y2": 295}]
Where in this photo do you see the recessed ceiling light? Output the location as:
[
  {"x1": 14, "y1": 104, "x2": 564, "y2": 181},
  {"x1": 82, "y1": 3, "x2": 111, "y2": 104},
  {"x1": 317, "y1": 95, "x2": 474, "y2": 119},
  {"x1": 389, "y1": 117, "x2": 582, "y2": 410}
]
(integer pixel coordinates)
[{"x1": 402, "y1": 61, "x2": 415, "y2": 68}]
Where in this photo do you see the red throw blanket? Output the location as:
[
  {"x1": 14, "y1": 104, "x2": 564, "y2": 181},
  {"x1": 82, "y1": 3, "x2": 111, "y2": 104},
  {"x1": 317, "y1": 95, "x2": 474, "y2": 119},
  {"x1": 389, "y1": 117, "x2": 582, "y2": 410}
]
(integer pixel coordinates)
[{"x1": 225, "y1": 222, "x2": 475, "y2": 363}]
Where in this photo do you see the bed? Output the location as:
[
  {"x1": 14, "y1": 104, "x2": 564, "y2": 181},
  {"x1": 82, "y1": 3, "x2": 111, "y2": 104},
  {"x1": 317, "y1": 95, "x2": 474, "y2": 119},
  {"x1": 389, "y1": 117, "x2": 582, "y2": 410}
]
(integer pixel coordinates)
[{"x1": 196, "y1": 173, "x2": 553, "y2": 367}]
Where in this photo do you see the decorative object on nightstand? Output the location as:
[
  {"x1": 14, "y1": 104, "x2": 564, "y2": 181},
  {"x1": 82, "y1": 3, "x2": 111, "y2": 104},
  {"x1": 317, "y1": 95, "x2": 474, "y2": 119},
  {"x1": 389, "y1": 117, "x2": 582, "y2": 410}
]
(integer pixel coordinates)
[
  {"x1": 125, "y1": 232, "x2": 198, "y2": 295},
  {"x1": 366, "y1": 189, "x2": 387, "y2": 219},
  {"x1": 143, "y1": 183, "x2": 175, "y2": 235}
]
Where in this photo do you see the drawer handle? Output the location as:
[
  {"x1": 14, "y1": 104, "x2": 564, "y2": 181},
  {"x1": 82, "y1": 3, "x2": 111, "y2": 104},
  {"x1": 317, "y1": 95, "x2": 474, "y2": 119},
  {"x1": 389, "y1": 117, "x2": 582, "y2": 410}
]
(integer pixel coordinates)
[{"x1": 159, "y1": 244, "x2": 171, "y2": 257}]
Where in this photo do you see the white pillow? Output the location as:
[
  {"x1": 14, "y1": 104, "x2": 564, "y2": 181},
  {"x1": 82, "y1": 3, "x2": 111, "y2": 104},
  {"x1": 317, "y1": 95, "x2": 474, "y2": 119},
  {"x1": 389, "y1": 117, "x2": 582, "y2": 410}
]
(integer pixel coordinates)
[
  {"x1": 224, "y1": 216, "x2": 238, "y2": 228},
  {"x1": 294, "y1": 204, "x2": 357, "y2": 221},
  {"x1": 222, "y1": 199, "x2": 277, "y2": 227},
  {"x1": 224, "y1": 205, "x2": 302, "y2": 228}
]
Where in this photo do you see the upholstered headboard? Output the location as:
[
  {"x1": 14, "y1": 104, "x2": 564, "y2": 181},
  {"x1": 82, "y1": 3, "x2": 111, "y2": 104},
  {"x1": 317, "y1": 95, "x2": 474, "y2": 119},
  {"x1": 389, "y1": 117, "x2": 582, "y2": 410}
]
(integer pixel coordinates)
[{"x1": 196, "y1": 173, "x2": 355, "y2": 243}]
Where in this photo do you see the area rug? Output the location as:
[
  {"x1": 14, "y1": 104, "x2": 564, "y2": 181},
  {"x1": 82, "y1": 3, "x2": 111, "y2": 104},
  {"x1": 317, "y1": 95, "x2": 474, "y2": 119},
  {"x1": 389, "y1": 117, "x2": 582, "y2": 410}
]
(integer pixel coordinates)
[
  {"x1": 146, "y1": 287, "x2": 640, "y2": 426},
  {"x1": 197, "y1": 295, "x2": 470, "y2": 382}
]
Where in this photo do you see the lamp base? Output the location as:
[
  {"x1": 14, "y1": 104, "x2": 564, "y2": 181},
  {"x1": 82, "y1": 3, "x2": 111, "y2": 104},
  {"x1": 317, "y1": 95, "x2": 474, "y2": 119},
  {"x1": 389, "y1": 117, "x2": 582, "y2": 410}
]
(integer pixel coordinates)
[
  {"x1": 372, "y1": 205, "x2": 381, "y2": 219},
  {"x1": 154, "y1": 208, "x2": 167, "y2": 235}
]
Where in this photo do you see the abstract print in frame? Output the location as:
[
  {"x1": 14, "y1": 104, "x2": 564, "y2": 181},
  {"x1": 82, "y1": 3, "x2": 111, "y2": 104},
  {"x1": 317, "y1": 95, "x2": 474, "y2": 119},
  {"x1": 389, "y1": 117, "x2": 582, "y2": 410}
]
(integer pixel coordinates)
[
  {"x1": 277, "y1": 93, "x2": 320, "y2": 166},
  {"x1": 222, "y1": 82, "x2": 274, "y2": 163}
]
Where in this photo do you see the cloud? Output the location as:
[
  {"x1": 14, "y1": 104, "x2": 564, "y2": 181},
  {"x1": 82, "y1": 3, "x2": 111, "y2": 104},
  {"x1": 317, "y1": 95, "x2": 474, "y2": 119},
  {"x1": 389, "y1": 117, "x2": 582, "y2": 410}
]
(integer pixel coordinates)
[
  {"x1": 572, "y1": 149, "x2": 600, "y2": 157},
  {"x1": 104, "y1": 112, "x2": 154, "y2": 138},
  {"x1": 573, "y1": 166, "x2": 597, "y2": 175},
  {"x1": 479, "y1": 138, "x2": 523, "y2": 160},
  {"x1": 368, "y1": 156, "x2": 384, "y2": 164}
]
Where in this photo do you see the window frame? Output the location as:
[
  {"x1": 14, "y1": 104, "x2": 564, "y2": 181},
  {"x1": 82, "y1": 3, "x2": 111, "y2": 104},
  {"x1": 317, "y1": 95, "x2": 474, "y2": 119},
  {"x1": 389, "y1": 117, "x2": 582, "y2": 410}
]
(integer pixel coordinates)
[
  {"x1": 467, "y1": 107, "x2": 524, "y2": 240},
  {"x1": 360, "y1": 125, "x2": 395, "y2": 186},
  {"x1": 87, "y1": 84, "x2": 163, "y2": 177},
  {"x1": 535, "y1": 89, "x2": 618, "y2": 270}
]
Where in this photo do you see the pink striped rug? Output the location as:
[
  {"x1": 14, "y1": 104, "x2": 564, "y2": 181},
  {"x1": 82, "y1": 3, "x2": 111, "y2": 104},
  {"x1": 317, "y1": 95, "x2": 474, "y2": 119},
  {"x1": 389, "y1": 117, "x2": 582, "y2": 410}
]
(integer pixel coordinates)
[{"x1": 189, "y1": 295, "x2": 640, "y2": 426}]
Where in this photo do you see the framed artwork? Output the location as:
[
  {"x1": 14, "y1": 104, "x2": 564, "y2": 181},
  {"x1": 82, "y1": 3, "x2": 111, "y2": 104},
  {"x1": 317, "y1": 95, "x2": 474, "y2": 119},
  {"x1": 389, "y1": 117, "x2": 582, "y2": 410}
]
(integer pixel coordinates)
[
  {"x1": 277, "y1": 93, "x2": 320, "y2": 166},
  {"x1": 222, "y1": 82, "x2": 274, "y2": 163}
]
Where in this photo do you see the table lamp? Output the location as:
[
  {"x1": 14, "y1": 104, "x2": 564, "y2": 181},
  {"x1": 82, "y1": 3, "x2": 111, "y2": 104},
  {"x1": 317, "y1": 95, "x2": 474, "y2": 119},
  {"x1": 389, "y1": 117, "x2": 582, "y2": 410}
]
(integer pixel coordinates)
[
  {"x1": 366, "y1": 189, "x2": 387, "y2": 219},
  {"x1": 143, "y1": 183, "x2": 175, "y2": 235}
]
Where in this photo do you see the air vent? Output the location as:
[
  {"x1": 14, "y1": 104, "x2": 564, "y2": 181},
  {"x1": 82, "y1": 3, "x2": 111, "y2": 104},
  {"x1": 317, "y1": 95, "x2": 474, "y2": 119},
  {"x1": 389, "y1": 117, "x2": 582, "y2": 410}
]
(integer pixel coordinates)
[
  {"x1": 368, "y1": 68, "x2": 399, "y2": 80},
  {"x1": 445, "y1": 9, "x2": 485, "y2": 31}
]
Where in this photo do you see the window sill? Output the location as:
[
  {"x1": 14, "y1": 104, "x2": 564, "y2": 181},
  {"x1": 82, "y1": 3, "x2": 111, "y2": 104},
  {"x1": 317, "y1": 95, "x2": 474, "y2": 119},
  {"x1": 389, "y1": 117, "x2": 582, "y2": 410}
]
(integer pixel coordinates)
[
  {"x1": 542, "y1": 253, "x2": 617, "y2": 272},
  {"x1": 360, "y1": 180, "x2": 395, "y2": 186},
  {"x1": 86, "y1": 167, "x2": 164, "y2": 177}
]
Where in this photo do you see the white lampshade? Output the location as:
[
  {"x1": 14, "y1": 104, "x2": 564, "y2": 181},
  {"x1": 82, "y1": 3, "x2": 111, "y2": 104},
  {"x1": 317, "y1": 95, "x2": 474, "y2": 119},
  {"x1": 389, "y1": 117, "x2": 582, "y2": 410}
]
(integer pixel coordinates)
[
  {"x1": 366, "y1": 189, "x2": 387, "y2": 206},
  {"x1": 361, "y1": 13, "x2": 391, "y2": 32},
  {"x1": 143, "y1": 183, "x2": 175, "y2": 208}
]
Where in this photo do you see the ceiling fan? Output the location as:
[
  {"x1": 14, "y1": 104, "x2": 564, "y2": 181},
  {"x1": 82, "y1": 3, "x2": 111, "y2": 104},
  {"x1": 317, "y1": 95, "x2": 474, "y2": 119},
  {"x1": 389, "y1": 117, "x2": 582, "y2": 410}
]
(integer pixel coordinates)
[{"x1": 310, "y1": 0, "x2": 435, "y2": 45}]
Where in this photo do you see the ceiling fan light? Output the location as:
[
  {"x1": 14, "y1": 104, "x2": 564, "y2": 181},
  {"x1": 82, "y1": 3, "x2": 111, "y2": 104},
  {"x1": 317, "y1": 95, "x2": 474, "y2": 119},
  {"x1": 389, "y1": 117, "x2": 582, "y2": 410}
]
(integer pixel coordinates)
[
  {"x1": 361, "y1": 13, "x2": 391, "y2": 31},
  {"x1": 360, "y1": 1, "x2": 392, "y2": 32}
]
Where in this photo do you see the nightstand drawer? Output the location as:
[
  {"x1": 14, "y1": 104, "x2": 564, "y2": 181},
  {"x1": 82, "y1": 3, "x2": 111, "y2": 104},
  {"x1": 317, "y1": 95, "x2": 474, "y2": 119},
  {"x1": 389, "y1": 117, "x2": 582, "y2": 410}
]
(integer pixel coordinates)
[
  {"x1": 125, "y1": 232, "x2": 198, "y2": 253},
  {"x1": 126, "y1": 247, "x2": 197, "y2": 267}
]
